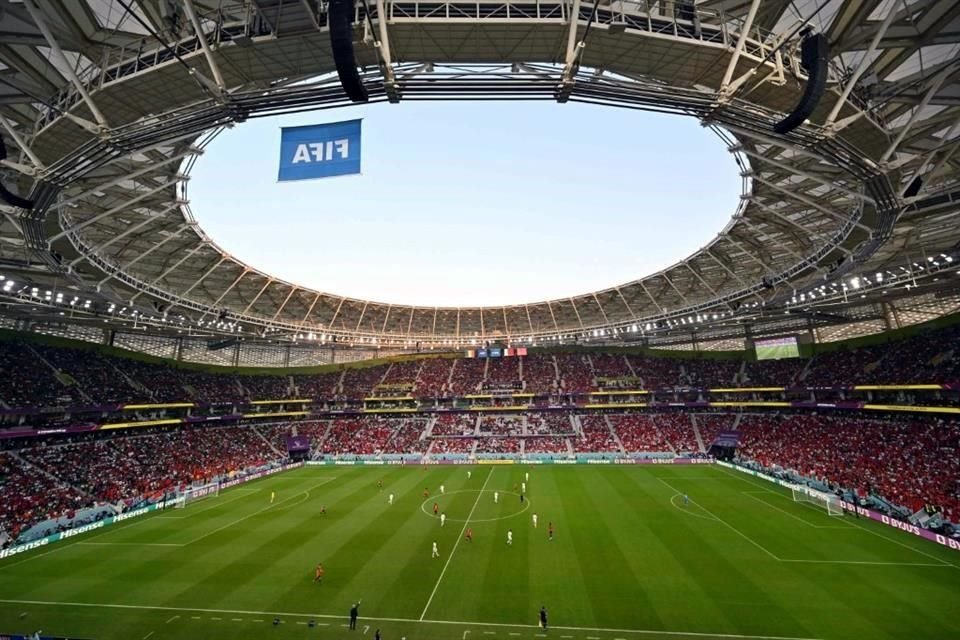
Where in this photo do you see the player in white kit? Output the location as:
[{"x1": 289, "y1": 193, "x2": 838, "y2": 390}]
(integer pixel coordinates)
[
  {"x1": 388, "y1": 493, "x2": 394, "y2": 505},
  {"x1": 494, "y1": 491, "x2": 499, "y2": 504},
  {"x1": 507, "y1": 529, "x2": 513, "y2": 545},
  {"x1": 440, "y1": 513, "x2": 446, "y2": 527},
  {"x1": 522, "y1": 482, "x2": 526, "y2": 493},
  {"x1": 432, "y1": 541, "x2": 439, "y2": 558},
  {"x1": 440, "y1": 484, "x2": 445, "y2": 495},
  {"x1": 532, "y1": 513, "x2": 538, "y2": 528}
]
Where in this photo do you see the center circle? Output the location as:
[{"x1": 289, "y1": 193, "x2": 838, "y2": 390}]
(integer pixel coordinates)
[{"x1": 420, "y1": 489, "x2": 531, "y2": 523}]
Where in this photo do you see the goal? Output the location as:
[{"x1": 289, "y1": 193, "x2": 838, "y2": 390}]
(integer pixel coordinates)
[
  {"x1": 176, "y1": 482, "x2": 220, "y2": 508},
  {"x1": 792, "y1": 486, "x2": 844, "y2": 516}
]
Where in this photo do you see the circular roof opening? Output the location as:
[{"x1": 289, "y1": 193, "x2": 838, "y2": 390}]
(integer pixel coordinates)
[{"x1": 188, "y1": 102, "x2": 739, "y2": 307}]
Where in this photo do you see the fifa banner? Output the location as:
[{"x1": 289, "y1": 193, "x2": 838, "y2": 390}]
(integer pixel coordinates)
[{"x1": 278, "y1": 120, "x2": 361, "y2": 182}]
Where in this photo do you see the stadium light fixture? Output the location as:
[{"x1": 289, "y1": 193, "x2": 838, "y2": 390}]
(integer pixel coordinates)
[{"x1": 850, "y1": 277, "x2": 860, "y2": 289}]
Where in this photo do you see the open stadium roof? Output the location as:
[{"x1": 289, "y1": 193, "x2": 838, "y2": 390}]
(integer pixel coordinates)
[{"x1": 0, "y1": 0, "x2": 959, "y2": 351}]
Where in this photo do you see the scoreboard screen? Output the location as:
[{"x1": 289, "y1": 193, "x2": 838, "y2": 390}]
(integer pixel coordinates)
[{"x1": 754, "y1": 336, "x2": 800, "y2": 360}]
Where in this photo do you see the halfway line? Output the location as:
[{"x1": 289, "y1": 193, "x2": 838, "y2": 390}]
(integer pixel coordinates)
[{"x1": 420, "y1": 467, "x2": 494, "y2": 620}]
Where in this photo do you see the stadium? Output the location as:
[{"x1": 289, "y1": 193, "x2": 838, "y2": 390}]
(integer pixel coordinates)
[{"x1": 0, "y1": 0, "x2": 959, "y2": 639}]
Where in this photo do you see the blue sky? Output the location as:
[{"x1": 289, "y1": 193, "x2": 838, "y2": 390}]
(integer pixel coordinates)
[{"x1": 189, "y1": 102, "x2": 739, "y2": 307}]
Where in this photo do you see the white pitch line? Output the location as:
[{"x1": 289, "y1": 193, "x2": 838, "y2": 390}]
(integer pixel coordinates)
[
  {"x1": 142, "y1": 633, "x2": 154, "y2": 640},
  {"x1": 78, "y1": 542, "x2": 183, "y2": 547},
  {"x1": 166, "y1": 615, "x2": 180, "y2": 624},
  {"x1": 0, "y1": 598, "x2": 827, "y2": 640},
  {"x1": 184, "y1": 478, "x2": 335, "y2": 546},
  {"x1": 716, "y1": 466, "x2": 957, "y2": 569},
  {"x1": 419, "y1": 467, "x2": 495, "y2": 621},
  {"x1": 655, "y1": 476, "x2": 781, "y2": 561},
  {"x1": 741, "y1": 492, "x2": 830, "y2": 530}
]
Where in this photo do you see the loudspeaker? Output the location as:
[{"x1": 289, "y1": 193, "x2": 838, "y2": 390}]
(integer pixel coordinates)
[
  {"x1": 329, "y1": 0, "x2": 369, "y2": 103},
  {"x1": 902, "y1": 176, "x2": 923, "y2": 198},
  {"x1": 773, "y1": 33, "x2": 829, "y2": 135},
  {"x1": 0, "y1": 138, "x2": 33, "y2": 210}
]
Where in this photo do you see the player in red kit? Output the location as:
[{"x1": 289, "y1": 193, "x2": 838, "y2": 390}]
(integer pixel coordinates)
[{"x1": 465, "y1": 528, "x2": 473, "y2": 543}]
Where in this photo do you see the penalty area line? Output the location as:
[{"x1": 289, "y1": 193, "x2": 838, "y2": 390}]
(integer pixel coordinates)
[{"x1": 0, "y1": 599, "x2": 825, "y2": 640}]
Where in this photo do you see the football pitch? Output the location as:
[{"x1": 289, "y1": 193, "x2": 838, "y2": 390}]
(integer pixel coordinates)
[{"x1": 1, "y1": 465, "x2": 958, "y2": 640}]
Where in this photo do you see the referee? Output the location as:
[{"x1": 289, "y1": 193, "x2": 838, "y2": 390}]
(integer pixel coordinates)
[
  {"x1": 539, "y1": 606, "x2": 548, "y2": 630},
  {"x1": 350, "y1": 602, "x2": 360, "y2": 630}
]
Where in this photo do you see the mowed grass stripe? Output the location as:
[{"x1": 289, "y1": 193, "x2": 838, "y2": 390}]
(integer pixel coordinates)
[{"x1": 2, "y1": 466, "x2": 959, "y2": 640}]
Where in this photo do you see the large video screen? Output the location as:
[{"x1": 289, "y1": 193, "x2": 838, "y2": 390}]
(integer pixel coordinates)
[{"x1": 754, "y1": 336, "x2": 800, "y2": 360}]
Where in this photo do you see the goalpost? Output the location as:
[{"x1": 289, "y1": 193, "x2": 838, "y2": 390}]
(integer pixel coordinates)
[
  {"x1": 175, "y1": 482, "x2": 221, "y2": 509},
  {"x1": 792, "y1": 486, "x2": 844, "y2": 516}
]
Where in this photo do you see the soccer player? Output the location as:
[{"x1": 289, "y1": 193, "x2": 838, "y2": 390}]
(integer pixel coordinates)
[
  {"x1": 388, "y1": 493, "x2": 394, "y2": 505},
  {"x1": 522, "y1": 481, "x2": 526, "y2": 494},
  {"x1": 314, "y1": 563, "x2": 324, "y2": 583},
  {"x1": 440, "y1": 512, "x2": 446, "y2": 527},
  {"x1": 375, "y1": 630, "x2": 381, "y2": 640},
  {"x1": 424, "y1": 487, "x2": 429, "y2": 498},
  {"x1": 532, "y1": 513, "x2": 538, "y2": 528},
  {"x1": 433, "y1": 502, "x2": 439, "y2": 516},
  {"x1": 539, "y1": 606, "x2": 548, "y2": 630},
  {"x1": 494, "y1": 491, "x2": 499, "y2": 504},
  {"x1": 467, "y1": 470, "x2": 472, "y2": 479},
  {"x1": 683, "y1": 494, "x2": 689, "y2": 506},
  {"x1": 525, "y1": 472, "x2": 529, "y2": 483},
  {"x1": 465, "y1": 527, "x2": 473, "y2": 543},
  {"x1": 440, "y1": 484, "x2": 445, "y2": 495},
  {"x1": 270, "y1": 491, "x2": 275, "y2": 504},
  {"x1": 320, "y1": 504, "x2": 327, "y2": 516},
  {"x1": 378, "y1": 479, "x2": 383, "y2": 492},
  {"x1": 507, "y1": 529, "x2": 513, "y2": 546},
  {"x1": 548, "y1": 522, "x2": 554, "y2": 541},
  {"x1": 432, "y1": 541, "x2": 440, "y2": 558},
  {"x1": 520, "y1": 493, "x2": 524, "y2": 503}
]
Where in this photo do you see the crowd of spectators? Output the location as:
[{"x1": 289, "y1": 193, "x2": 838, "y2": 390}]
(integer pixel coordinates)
[
  {"x1": 626, "y1": 356, "x2": 683, "y2": 389},
  {"x1": 432, "y1": 414, "x2": 477, "y2": 436},
  {"x1": 683, "y1": 360, "x2": 742, "y2": 388},
  {"x1": 554, "y1": 354, "x2": 593, "y2": 394},
  {"x1": 609, "y1": 414, "x2": 673, "y2": 452},
  {"x1": 484, "y1": 357, "x2": 521, "y2": 390},
  {"x1": 695, "y1": 413, "x2": 735, "y2": 448},
  {"x1": 319, "y1": 418, "x2": 394, "y2": 455},
  {"x1": 0, "y1": 451, "x2": 87, "y2": 543},
  {"x1": 576, "y1": 415, "x2": 621, "y2": 452},
  {"x1": 414, "y1": 359, "x2": 454, "y2": 397},
  {"x1": 181, "y1": 370, "x2": 242, "y2": 403},
  {"x1": 340, "y1": 365, "x2": 390, "y2": 400},
  {"x1": 522, "y1": 354, "x2": 558, "y2": 393},
  {"x1": 427, "y1": 438, "x2": 475, "y2": 455},
  {"x1": 527, "y1": 413, "x2": 574, "y2": 435},
  {"x1": 741, "y1": 359, "x2": 802, "y2": 386},
  {"x1": 383, "y1": 419, "x2": 428, "y2": 454},
  {"x1": 114, "y1": 359, "x2": 189, "y2": 402},
  {"x1": 4, "y1": 319, "x2": 960, "y2": 413},
  {"x1": 448, "y1": 358, "x2": 487, "y2": 395},
  {"x1": 0, "y1": 343, "x2": 83, "y2": 408},
  {"x1": 737, "y1": 413, "x2": 960, "y2": 520},
  {"x1": 475, "y1": 438, "x2": 521, "y2": 454},
  {"x1": 34, "y1": 346, "x2": 144, "y2": 405},
  {"x1": 654, "y1": 413, "x2": 698, "y2": 453},
  {"x1": 525, "y1": 437, "x2": 569, "y2": 454},
  {"x1": 479, "y1": 415, "x2": 523, "y2": 436},
  {"x1": 381, "y1": 360, "x2": 422, "y2": 386},
  {"x1": 591, "y1": 354, "x2": 631, "y2": 379},
  {"x1": 240, "y1": 375, "x2": 293, "y2": 399},
  {"x1": 292, "y1": 371, "x2": 342, "y2": 399}
]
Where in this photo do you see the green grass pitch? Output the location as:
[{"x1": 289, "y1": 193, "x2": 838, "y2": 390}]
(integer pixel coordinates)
[{"x1": 1, "y1": 465, "x2": 958, "y2": 640}]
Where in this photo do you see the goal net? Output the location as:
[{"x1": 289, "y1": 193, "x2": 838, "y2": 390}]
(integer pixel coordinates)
[
  {"x1": 176, "y1": 482, "x2": 220, "y2": 509},
  {"x1": 792, "y1": 486, "x2": 844, "y2": 516}
]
